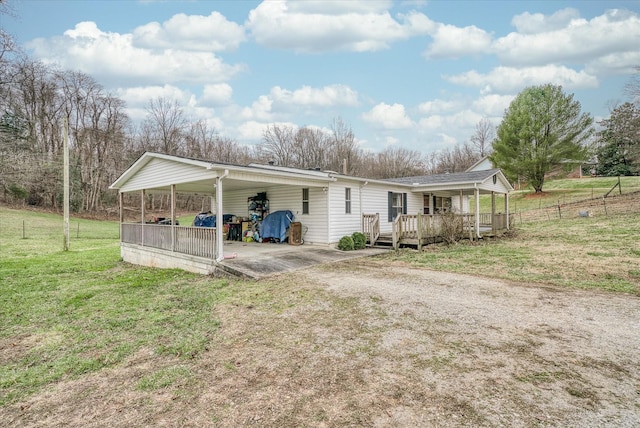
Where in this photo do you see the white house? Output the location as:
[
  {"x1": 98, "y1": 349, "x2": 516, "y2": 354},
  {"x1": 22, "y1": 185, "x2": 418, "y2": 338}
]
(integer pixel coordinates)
[{"x1": 110, "y1": 152, "x2": 513, "y2": 274}]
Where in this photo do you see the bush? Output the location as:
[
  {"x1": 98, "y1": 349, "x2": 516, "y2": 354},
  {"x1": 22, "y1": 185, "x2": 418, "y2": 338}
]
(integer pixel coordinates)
[
  {"x1": 337, "y1": 235, "x2": 354, "y2": 251},
  {"x1": 351, "y1": 232, "x2": 366, "y2": 250}
]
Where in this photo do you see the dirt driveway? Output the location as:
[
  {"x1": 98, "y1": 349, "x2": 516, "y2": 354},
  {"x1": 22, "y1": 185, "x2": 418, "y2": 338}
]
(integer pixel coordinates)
[
  {"x1": 4, "y1": 258, "x2": 639, "y2": 427},
  {"x1": 299, "y1": 259, "x2": 640, "y2": 427}
]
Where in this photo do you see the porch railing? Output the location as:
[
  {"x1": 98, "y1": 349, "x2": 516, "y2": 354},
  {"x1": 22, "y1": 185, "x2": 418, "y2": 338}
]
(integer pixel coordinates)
[
  {"x1": 121, "y1": 223, "x2": 217, "y2": 259},
  {"x1": 378, "y1": 213, "x2": 510, "y2": 249},
  {"x1": 362, "y1": 213, "x2": 380, "y2": 246}
]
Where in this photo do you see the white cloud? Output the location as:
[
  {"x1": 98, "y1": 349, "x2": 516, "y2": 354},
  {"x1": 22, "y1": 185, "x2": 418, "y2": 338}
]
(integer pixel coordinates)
[
  {"x1": 471, "y1": 94, "x2": 515, "y2": 117},
  {"x1": 201, "y1": 83, "x2": 233, "y2": 106},
  {"x1": 241, "y1": 95, "x2": 274, "y2": 121},
  {"x1": 286, "y1": 0, "x2": 393, "y2": 15},
  {"x1": 445, "y1": 65, "x2": 599, "y2": 94},
  {"x1": 493, "y1": 8, "x2": 640, "y2": 72},
  {"x1": 116, "y1": 85, "x2": 191, "y2": 108},
  {"x1": 417, "y1": 99, "x2": 461, "y2": 114},
  {"x1": 361, "y1": 103, "x2": 414, "y2": 129},
  {"x1": 236, "y1": 120, "x2": 298, "y2": 143},
  {"x1": 27, "y1": 21, "x2": 245, "y2": 86},
  {"x1": 132, "y1": 12, "x2": 246, "y2": 52},
  {"x1": 246, "y1": 1, "x2": 430, "y2": 53},
  {"x1": 424, "y1": 23, "x2": 492, "y2": 59},
  {"x1": 270, "y1": 84, "x2": 359, "y2": 108},
  {"x1": 511, "y1": 8, "x2": 580, "y2": 34}
]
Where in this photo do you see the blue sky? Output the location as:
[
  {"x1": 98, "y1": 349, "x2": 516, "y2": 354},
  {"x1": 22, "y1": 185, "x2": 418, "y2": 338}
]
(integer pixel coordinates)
[{"x1": 3, "y1": 0, "x2": 640, "y2": 156}]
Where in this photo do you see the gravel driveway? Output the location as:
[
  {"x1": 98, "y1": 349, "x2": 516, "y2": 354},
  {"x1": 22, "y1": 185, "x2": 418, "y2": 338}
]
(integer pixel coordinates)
[{"x1": 301, "y1": 259, "x2": 640, "y2": 427}]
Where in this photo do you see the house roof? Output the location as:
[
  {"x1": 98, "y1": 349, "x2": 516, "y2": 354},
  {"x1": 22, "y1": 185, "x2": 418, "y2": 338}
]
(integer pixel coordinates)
[
  {"x1": 384, "y1": 168, "x2": 513, "y2": 195},
  {"x1": 385, "y1": 169, "x2": 499, "y2": 185},
  {"x1": 110, "y1": 152, "x2": 512, "y2": 195}
]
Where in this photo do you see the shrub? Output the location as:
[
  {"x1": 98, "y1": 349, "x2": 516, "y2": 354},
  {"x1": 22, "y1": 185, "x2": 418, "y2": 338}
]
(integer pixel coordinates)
[
  {"x1": 439, "y1": 210, "x2": 463, "y2": 245},
  {"x1": 337, "y1": 235, "x2": 354, "y2": 251},
  {"x1": 351, "y1": 232, "x2": 366, "y2": 250}
]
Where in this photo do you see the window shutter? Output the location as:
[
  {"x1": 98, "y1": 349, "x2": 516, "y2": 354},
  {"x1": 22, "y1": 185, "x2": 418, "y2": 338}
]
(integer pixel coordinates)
[
  {"x1": 387, "y1": 192, "x2": 393, "y2": 222},
  {"x1": 403, "y1": 193, "x2": 407, "y2": 214}
]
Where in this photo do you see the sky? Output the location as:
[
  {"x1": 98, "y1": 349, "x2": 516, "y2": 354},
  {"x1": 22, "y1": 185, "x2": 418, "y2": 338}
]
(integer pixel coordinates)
[{"x1": 2, "y1": 0, "x2": 640, "y2": 156}]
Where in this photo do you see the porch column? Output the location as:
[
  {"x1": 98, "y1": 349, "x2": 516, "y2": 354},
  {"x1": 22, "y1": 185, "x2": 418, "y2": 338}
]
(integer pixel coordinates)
[
  {"x1": 505, "y1": 192, "x2": 510, "y2": 230},
  {"x1": 491, "y1": 191, "x2": 496, "y2": 233},
  {"x1": 119, "y1": 192, "x2": 124, "y2": 240},
  {"x1": 215, "y1": 170, "x2": 229, "y2": 262},
  {"x1": 141, "y1": 189, "x2": 146, "y2": 246},
  {"x1": 171, "y1": 184, "x2": 176, "y2": 252},
  {"x1": 474, "y1": 187, "x2": 480, "y2": 239},
  {"x1": 459, "y1": 190, "x2": 463, "y2": 214}
]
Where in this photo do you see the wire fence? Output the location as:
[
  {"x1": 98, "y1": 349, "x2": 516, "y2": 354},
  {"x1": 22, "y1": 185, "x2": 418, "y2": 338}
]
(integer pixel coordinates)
[
  {"x1": 0, "y1": 217, "x2": 120, "y2": 242},
  {"x1": 513, "y1": 191, "x2": 640, "y2": 225}
]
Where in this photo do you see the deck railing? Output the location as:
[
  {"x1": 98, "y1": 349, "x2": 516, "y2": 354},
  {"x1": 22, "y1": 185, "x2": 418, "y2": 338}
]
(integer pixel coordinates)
[
  {"x1": 377, "y1": 212, "x2": 510, "y2": 249},
  {"x1": 362, "y1": 213, "x2": 380, "y2": 246},
  {"x1": 121, "y1": 223, "x2": 217, "y2": 259}
]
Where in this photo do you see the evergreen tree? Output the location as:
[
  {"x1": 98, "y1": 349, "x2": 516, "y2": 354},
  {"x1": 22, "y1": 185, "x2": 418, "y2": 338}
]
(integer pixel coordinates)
[{"x1": 491, "y1": 84, "x2": 593, "y2": 192}]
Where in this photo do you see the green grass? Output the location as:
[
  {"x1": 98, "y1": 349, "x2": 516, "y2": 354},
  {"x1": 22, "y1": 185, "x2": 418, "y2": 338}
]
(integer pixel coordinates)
[
  {"x1": 0, "y1": 206, "x2": 230, "y2": 405},
  {"x1": 390, "y1": 212, "x2": 640, "y2": 294},
  {"x1": 473, "y1": 176, "x2": 640, "y2": 213},
  {"x1": 1, "y1": 197, "x2": 639, "y2": 407}
]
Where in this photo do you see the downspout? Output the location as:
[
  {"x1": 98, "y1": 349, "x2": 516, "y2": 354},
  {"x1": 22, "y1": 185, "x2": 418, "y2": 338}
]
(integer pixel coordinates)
[{"x1": 215, "y1": 169, "x2": 229, "y2": 262}]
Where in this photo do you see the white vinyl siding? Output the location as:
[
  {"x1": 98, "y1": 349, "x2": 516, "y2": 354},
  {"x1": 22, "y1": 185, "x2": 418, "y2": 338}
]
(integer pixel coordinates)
[
  {"x1": 360, "y1": 182, "x2": 422, "y2": 234},
  {"x1": 120, "y1": 157, "x2": 215, "y2": 192},
  {"x1": 216, "y1": 185, "x2": 328, "y2": 244}
]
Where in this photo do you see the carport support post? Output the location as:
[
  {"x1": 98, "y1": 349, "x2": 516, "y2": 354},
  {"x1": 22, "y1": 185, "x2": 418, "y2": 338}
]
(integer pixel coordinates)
[
  {"x1": 215, "y1": 170, "x2": 228, "y2": 262},
  {"x1": 505, "y1": 193, "x2": 510, "y2": 230},
  {"x1": 171, "y1": 184, "x2": 176, "y2": 251},
  {"x1": 491, "y1": 191, "x2": 496, "y2": 234},
  {"x1": 141, "y1": 189, "x2": 146, "y2": 246},
  {"x1": 119, "y1": 192, "x2": 124, "y2": 239},
  {"x1": 474, "y1": 187, "x2": 480, "y2": 239}
]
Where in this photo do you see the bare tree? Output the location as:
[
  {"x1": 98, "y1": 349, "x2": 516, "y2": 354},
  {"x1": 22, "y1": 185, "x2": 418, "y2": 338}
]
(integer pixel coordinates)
[
  {"x1": 142, "y1": 97, "x2": 187, "y2": 155},
  {"x1": 292, "y1": 126, "x2": 329, "y2": 169},
  {"x1": 430, "y1": 142, "x2": 480, "y2": 174},
  {"x1": 259, "y1": 123, "x2": 296, "y2": 166},
  {"x1": 327, "y1": 117, "x2": 363, "y2": 175},
  {"x1": 625, "y1": 65, "x2": 640, "y2": 105},
  {"x1": 470, "y1": 117, "x2": 495, "y2": 157},
  {"x1": 367, "y1": 146, "x2": 426, "y2": 179}
]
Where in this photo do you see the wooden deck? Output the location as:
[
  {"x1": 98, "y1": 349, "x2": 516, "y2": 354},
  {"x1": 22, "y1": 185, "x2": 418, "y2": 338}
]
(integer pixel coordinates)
[{"x1": 363, "y1": 213, "x2": 511, "y2": 249}]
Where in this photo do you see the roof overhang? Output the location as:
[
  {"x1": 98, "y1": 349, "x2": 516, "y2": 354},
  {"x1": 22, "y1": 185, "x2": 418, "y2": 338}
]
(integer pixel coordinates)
[{"x1": 110, "y1": 152, "x2": 336, "y2": 194}]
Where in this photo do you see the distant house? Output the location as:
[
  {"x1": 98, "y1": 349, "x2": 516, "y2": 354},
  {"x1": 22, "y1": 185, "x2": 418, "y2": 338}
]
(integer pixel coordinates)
[
  {"x1": 466, "y1": 156, "x2": 494, "y2": 172},
  {"x1": 110, "y1": 152, "x2": 513, "y2": 274}
]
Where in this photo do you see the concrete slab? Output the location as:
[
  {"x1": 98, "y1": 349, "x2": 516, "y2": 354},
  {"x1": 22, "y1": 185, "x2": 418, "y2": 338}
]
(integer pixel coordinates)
[{"x1": 217, "y1": 241, "x2": 389, "y2": 279}]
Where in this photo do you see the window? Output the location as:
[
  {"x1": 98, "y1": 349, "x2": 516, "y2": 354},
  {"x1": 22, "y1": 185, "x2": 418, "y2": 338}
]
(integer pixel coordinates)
[
  {"x1": 387, "y1": 192, "x2": 407, "y2": 222},
  {"x1": 345, "y1": 188, "x2": 351, "y2": 214},
  {"x1": 433, "y1": 196, "x2": 451, "y2": 213},
  {"x1": 302, "y1": 188, "x2": 309, "y2": 214}
]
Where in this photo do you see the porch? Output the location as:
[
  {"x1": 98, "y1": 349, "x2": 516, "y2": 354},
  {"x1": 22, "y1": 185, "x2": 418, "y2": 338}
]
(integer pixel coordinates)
[
  {"x1": 363, "y1": 212, "x2": 511, "y2": 249},
  {"x1": 119, "y1": 222, "x2": 388, "y2": 278}
]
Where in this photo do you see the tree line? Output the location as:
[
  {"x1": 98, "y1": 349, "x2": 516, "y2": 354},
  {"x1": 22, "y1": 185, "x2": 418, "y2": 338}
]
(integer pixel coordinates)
[
  {"x1": 2, "y1": 5, "x2": 638, "y2": 212},
  {"x1": 0, "y1": 56, "x2": 490, "y2": 214}
]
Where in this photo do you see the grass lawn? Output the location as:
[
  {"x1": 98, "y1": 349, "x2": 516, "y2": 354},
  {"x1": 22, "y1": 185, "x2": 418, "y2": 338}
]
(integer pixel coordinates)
[
  {"x1": 0, "y1": 207, "x2": 228, "y2": 404},
  {"x1": 389, "y1": 212, "x2": 640, "y2": 294},
  {"x1": 474, "y1": 176, "x2": 640, "y2": 213},
  {"x1": 1, "y1": 201, "x2": 639, "y2": 417}
]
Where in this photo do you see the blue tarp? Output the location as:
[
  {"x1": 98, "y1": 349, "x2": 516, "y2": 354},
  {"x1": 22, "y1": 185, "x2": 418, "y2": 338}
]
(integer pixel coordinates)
[
  {"x1": 193, "y1": 213, "x2": 234, "y2": 227},
  {"x1": 259, "y1": 210, "x2": 294, "y2": 243}
]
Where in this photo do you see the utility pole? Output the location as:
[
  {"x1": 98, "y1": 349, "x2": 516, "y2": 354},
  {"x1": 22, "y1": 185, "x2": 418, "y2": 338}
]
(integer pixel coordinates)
[{"x1": 63, "y1": 118, "x2": 70, "y2": 251}]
